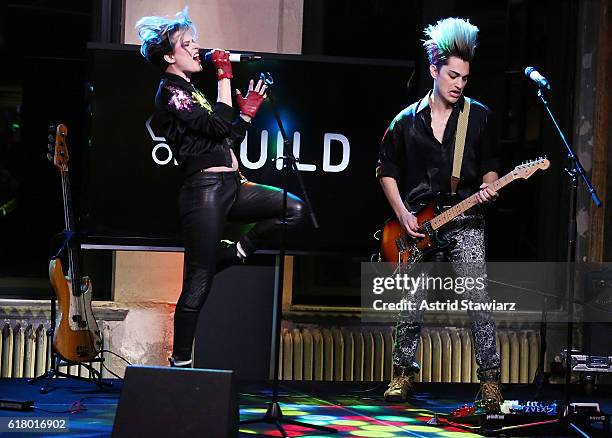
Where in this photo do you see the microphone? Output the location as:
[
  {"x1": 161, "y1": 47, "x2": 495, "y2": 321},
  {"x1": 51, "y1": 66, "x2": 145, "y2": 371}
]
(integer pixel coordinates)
[
  {"x1": 200, "y1": 50, "x2": 261, "y2": 63},
  {"x1": 524, "y1": 67, "x2": 551, "y2": 90}
]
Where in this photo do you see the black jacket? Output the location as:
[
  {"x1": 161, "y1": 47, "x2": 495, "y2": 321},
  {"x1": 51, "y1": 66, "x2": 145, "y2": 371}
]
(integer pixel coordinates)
[{"x1": 155, "y1": 72, "x2": 249, "y2": 176}]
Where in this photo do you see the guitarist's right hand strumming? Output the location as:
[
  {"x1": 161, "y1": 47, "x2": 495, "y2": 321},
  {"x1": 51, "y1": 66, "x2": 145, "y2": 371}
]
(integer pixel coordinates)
[
  {"x1": 380, "y1": 176, "x2": 425, "y2": 238},
  {"x1": 398, "y1": 210, "x2": 425, "y2": 239}
]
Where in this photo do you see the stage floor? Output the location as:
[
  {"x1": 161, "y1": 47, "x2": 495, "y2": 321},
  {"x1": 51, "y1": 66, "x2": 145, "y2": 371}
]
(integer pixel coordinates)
[{"x1": 0, "y1": 378, "x2": 610, "y2": 437}]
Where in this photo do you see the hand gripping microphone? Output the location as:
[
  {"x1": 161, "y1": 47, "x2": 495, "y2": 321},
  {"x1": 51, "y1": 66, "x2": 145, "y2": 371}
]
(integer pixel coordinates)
[{"x1": 200, "y1": 50, "x2": 262, "y2": 63}]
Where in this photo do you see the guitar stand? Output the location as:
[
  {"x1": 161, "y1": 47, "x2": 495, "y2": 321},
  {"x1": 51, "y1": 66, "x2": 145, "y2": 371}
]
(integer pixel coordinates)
[
  {"x1": 28, "y1": 275, "x2": 110, "y2": 394},
  {"x1": 28, "y1": 351, "x2": 112, "y2": 394}
]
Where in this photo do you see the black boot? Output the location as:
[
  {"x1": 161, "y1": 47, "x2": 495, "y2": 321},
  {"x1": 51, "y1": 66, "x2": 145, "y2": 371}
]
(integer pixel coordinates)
[{"x1": 215, "y1": 241, "x2": 244, "y2": 274}]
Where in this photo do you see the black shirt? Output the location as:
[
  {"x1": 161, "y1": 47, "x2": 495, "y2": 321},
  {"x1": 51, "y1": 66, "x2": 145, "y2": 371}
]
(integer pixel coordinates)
[
  {"x1": 154, "y1": 72, "x2": 250, "y2": 176},
  {"x1": 377, "y1": 93, "x2": 500, "y2": 208}
]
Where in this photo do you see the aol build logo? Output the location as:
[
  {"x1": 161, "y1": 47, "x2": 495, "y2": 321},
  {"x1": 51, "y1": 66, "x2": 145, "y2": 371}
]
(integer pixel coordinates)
[{"x1": 146, "y1": 116, "x2": 351, "y2": 173}]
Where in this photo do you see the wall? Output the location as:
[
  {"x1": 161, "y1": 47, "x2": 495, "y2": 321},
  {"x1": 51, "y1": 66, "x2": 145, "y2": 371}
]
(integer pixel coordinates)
[
  {"x1": 124, "y1": 0, "x2": 303, "y2": 54},
  {"x1": 109, "y1": 251, "x2": 183, "y2": 371}
]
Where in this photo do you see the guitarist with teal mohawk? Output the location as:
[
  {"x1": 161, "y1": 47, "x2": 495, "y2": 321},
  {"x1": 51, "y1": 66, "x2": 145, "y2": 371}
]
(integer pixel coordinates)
[{"x1": 378, "y1": 17, "x2": 503, "y2": 405}]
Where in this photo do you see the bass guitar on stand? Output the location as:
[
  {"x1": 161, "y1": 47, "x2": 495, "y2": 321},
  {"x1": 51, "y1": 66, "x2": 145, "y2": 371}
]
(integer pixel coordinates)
[
  {"x1": 47, "y1": 123, "x2": 102, "y2": 362},
  {"x1": 29, "y1": 123, "x2": 108, "y2": 393}
]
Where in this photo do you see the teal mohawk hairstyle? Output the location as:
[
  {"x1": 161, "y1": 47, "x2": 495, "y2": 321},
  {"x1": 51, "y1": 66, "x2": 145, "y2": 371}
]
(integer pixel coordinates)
[{"x1": 422, "y1": 18, "x2": 479, "y2": 67}]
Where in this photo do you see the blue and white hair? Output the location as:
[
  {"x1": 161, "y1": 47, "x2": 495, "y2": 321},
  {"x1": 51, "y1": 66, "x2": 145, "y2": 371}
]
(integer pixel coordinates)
[
  {"x1": 135, "y1": 7, "x2": 197, "y2": 69},
  {"x1": 422, "y1": 17, "x2": 479, "y2": 68}
]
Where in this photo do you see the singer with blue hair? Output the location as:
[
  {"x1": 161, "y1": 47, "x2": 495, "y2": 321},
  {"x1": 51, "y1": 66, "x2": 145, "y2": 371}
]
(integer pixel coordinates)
[{"x1": 136, "y1": 8, "x2": 305, "y2": 368}]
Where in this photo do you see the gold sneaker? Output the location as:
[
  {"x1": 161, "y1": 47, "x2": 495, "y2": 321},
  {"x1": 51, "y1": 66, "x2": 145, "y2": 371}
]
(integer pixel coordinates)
[
  {"x1": 480, "y1": 379, "x2": 503, "y2": 403},
  {"x1": 475, "y1": 367, "x2": 503, "y2": 413},
  {"x1": 384, "y1": 373, "x2": 414, "y2": 402}
]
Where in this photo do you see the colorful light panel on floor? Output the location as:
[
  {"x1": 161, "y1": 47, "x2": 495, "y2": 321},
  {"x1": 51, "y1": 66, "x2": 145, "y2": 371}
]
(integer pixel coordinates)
[{"x1": 239, "y1": 398, "x2": 476, "y2": 437}]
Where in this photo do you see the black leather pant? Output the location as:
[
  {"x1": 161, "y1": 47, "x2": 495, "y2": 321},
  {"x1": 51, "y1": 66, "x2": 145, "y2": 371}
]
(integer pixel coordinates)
[{"x1": 173, "y1": 170, "x2": 305, "y2": 359}]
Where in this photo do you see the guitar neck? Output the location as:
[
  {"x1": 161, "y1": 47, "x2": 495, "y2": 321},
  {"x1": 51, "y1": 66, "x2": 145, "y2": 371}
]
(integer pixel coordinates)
[
  {"x1": 429, "y1": 171, "x2": 515, "y2": 230},
  {"x1": 60, "y1": 170, "x2": 81, "y2": 295}
]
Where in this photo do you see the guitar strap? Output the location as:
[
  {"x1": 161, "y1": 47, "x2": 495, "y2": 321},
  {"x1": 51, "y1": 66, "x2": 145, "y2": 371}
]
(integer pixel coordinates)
[{"x1": 451, "y1": 97, "x2": 471, "y2": 194}]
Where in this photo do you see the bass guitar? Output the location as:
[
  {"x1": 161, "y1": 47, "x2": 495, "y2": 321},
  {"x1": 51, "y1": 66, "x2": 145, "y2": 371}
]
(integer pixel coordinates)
[
  {"x1": 380, "y1": 157, "x2": 550, "y2": 265},
  {"x1": 47, "y1": 123, "x2": 102, "y2": 362}
]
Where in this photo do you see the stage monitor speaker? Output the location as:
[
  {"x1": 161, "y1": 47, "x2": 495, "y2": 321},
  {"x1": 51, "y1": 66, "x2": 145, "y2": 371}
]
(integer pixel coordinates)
[
  {"x1": 111, "y1": 365, "x2": 237, "y2": 438},
  {"x1": 194, "y1": 256, "x2": 279, "y2": 381}
]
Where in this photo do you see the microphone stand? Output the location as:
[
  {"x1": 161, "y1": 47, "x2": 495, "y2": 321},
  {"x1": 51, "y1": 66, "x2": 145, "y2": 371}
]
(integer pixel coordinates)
[
  {"x1": 239, "y1": 72, "x2": 336, "y2": 436},
  {"x1": 486, "y1": 278, "x2": 556, "y2": 398},
  {"x1": 541, "y1": 85, "x2": 602, "y2": 434},
  {"x1": 489, "y1": 82, "x2": 604, "y2": 436}
]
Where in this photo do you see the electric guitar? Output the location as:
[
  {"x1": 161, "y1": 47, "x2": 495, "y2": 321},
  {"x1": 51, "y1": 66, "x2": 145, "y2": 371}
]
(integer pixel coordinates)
[
  {"x1": 47, "y1": 124, "x2": 102, "y2": 362},
  {"x1": 380, "y1": 157, "x2": 550, "y2": 265}
]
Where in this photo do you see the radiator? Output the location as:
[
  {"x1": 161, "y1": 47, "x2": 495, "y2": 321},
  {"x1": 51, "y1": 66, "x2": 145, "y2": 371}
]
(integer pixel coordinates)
[
  {"x1": 1, "y1": 321, "x2": 110, "y2": 379},
  {"x1": 278, "y1": 327, "x2": 540, "y2": 384}
]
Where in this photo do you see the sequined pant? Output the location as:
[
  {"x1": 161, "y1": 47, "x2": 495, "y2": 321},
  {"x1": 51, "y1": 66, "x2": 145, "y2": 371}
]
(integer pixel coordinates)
[
  {"x1": 173, "y1": 171, "x2": 305, "y2": 360},
  {"x1": 392, "y1": 214, "x2": 501, "y2": 375}
]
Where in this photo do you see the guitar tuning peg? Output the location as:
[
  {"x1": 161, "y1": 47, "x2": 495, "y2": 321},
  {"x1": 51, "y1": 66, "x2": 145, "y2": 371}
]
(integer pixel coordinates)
[
  {"x1": 48, "y1": 143, "x2": 54, "y2": 152},
  {"x1": 46, "y1": 153, "x2": 54, "y2": 163},
  {"x1": 48, "y1": 124, "x2": 56, "y2": 134},
  {"x1": 48, "y1": 134, "x2": 54, "y2": 144}
]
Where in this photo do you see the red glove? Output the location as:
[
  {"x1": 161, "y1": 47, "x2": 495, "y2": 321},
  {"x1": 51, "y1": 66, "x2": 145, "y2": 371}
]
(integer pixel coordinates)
[
  {"x1": 211, "y1": 49, "x2": 232, "y2": 80},
  {"x1": 236, "y1": 86, "x2": 266, "y2": 118}
]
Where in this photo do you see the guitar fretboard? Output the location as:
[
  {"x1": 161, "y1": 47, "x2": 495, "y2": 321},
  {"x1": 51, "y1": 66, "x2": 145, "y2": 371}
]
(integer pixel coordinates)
[
  {"x1": 429, "y1": 171, "x2": 516, "y2": 230},
  {"x1": 60, "y1": 165, "x2": 81, "y2": 296}
]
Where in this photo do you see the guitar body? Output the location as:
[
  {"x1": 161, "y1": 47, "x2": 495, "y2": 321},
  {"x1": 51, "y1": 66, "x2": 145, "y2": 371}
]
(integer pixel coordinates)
[
  {"x1": 49, "y1": 258, "x2": 102, "y2": 362},
  {"x1": 380, "y1": 200, "x2": 449, "y2": 264}
]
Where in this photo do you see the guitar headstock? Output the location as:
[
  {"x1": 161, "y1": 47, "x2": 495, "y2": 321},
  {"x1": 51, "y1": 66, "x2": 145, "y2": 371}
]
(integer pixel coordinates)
[
  {"x1": 512, "y1": 157, "x2": 550, "y2": 180},
  {"x1": 47, "y1": 123, "x2": 69, "y2": 173}
]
